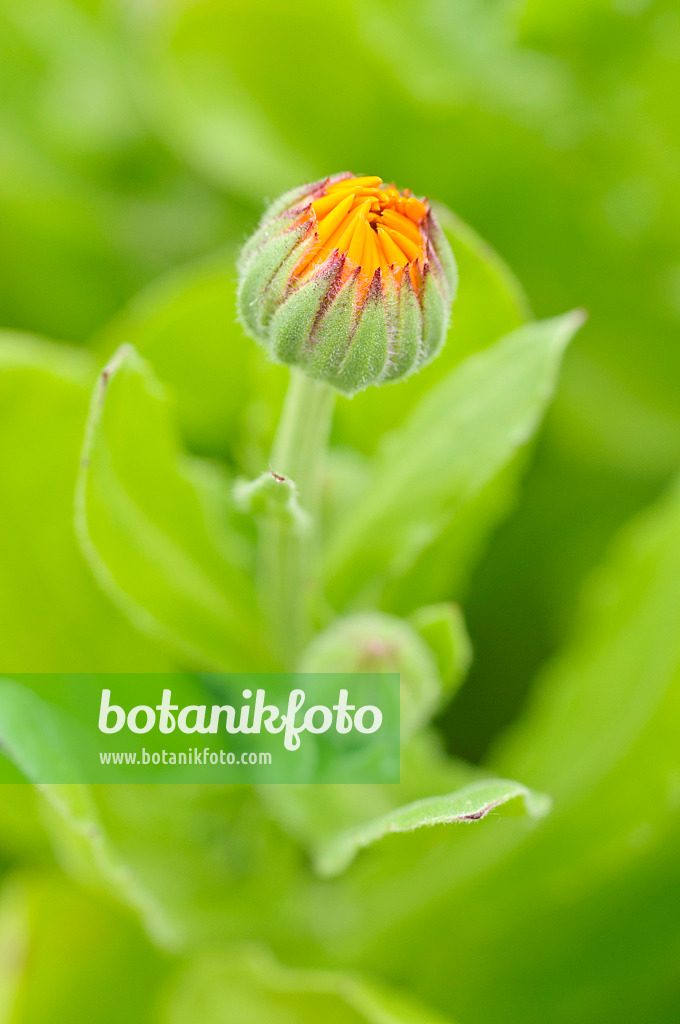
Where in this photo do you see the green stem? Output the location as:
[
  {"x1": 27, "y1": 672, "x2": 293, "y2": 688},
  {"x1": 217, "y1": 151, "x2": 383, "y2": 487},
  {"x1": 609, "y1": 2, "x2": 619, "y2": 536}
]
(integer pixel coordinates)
[{"x1": 263, "y1": 369, "x2": 335, "y2": 665}]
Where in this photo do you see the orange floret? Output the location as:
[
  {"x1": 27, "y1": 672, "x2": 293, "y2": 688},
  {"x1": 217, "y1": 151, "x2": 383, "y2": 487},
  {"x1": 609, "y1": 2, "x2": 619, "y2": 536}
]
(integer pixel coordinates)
[{"x1": 293, "y1": 174, "x2": 430, "y2": 297}]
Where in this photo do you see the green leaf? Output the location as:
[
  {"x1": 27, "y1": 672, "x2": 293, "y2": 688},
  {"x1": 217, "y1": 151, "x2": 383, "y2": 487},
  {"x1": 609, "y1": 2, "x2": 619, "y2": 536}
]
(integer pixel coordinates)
[
  {"x1": 76, "y1": 344, "x2": 273, "y2": 670},
  {"x1": 82, "y1": 784, "x2": 301, "y2": 950},
  {"x1": 0, "y1": 332, "x2": 170, "y2": 672},
  {"x1": 0, "y1": 687, "x2": 299, "y2": 952},
  {"x1": 494, "y1": 472, "x2": 680, "y2": 801},
  {"x1": 0, "y1": 785, "x2": 48, "y2": 864},
  {"x1": 381, "y1": 456, "x2": 525, "y2": 613},
  {"x1": 0, "y1": 680, "x2": 176, "y2": 946},
  {"x1": 437, "y1": 204, "x2": 532, "y2": 363},
  {"x1": 0, "y1": 679, "x2": 85, "y2": 786},
  {"x1": 325, "y1": 312, "x2": 585, "y2": 608},
  {"x1": 94, "y1": 252, "x2": 287, "y2": 467},
  {"x1": 256, "y1": 733, "x2": 481, "y2": 876},
  {"x1": 315, "y1": 778, "x2": 550, "y2": 878},
  {"x1": 164, "y1": 944, "x2": 457, "y2": 1024},
  {"x1": 0, "y1": 878, "x2": 25, "y2": 1020},
  {"x1": 37, "y1": 782, "x2": 180, "y2": 950},
  {"x1": 409, "y1": 603, "x2": 472, "y2": 695},
  {"x1": 0, "y1": 873, "x2": 167, "y2": 1024},
  {"x1": 434, "y1": 475, "x2": 680, "y2": 1021},
  {"x1": 0, "y1": 705, "x2": 301, "y2": 951},
  {"x1": 333, "y1": 210, "x2": 533, "y2": 610},
  {"x1": 317, "y1": 476, "x2": 680, "y2": 1024}
]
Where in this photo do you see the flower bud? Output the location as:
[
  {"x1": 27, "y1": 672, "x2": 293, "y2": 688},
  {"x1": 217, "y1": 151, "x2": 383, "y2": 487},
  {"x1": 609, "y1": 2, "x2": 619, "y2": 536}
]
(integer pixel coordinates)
[
  {"x1": 298, "y1": 611, "x2": 442, "y2": 738},
  {"x1": 237, "y1": 173, "x2": 457, "y2": 395}
]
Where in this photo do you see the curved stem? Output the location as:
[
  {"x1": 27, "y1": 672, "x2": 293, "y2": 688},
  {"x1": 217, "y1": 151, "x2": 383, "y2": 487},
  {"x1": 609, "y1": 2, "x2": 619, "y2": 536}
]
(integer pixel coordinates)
[{"x1": 262, "y1": 369, "x2": 335, "y2": 665}]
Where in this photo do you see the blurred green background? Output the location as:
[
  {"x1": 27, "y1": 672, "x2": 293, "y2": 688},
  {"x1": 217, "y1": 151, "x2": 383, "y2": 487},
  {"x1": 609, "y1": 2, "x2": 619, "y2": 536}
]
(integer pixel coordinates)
[
  {"x1": 3, "y1": 0, "x2": 680, "y2": 755},
  {"x1": 1, "y1": 1, "x2": 679, "y2": 1021}
]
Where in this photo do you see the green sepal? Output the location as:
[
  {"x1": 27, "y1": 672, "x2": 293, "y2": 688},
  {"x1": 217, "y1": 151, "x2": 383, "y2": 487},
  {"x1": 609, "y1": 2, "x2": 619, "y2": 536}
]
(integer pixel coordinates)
[
  {"x1": 237, "y1": 223, "x2": 308, "y2": 340},
  {"x1": 268, "y1": 258, "x2": 342, "y2": 365},
  {"x1": 420, "y1": 268, "x2": 449, "y2": 365},
  {"x1": 335, "y1": 284, "x2": 390, "y2": 395},
  {"x1": 258, "y1": 180, "x2": 321, "y2": 222},
  {"x1": 238, "y1": 205, "x2": 300, "y2": 269},
  {"x1": 429, "y1": 208, "x2": 459, "y2": 300},
  {"x1": 257, "y1": 239, "x2": 314, "y2": 331},
  {"x1": 386, "y1": 272, "x2": 422, "y2": 381},
  {"x1": 303, "y1": 272, "x2": 358, "y2": 381}
]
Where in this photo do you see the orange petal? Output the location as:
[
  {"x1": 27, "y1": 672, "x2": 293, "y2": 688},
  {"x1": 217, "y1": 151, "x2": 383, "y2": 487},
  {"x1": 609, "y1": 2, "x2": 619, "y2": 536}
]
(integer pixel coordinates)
[
  {"x1": 387, "y1": 229, "x2": 421, "y2": 262},
  {"x1": 327, "y1": 175, "x2": 383, "y2": 192},
  {"x1": 311, "y1": 192, "x2": 349, "y2": 219},
  {"x1": 405, "y1": 197, "x2": 428, "y2": 222},
  {"x1": 317, "y1": 193, "x2": 355, "y2": 244},
  {"x1": 347, "y1": 216, "x2": 368, "y2": 266},
  {"x1": 330, "y1": 200, "x2": 371, "y2": 253},
  {"x1": 361, "y1": 225, "x2": 382, "y2": 279},
  {"x1": 376, "y1": 225, "x2": 409, "y2": 266},
  {"x1": 379, "y1": 209, "x2": 422, "y2": 246}
]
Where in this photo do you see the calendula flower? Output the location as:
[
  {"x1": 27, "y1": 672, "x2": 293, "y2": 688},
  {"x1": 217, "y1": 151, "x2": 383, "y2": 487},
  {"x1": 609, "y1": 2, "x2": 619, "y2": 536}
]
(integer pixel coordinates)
[{"x1": 237, "y1": 173, "x2": 457, "y2": 395}]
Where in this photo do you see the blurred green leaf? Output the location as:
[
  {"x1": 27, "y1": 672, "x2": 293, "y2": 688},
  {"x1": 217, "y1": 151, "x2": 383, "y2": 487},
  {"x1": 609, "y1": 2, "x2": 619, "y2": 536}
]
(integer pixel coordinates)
[
  {"x1": 75, "y1": 344, "x2": 273, "y2": 670},
  {"x1": 94, "y1": 252, "x2": 242, "y2": 455},
  {"x1": 325, "y1": 312, "x2": 584, "y2": 609},
  {"x1": 0, "y1": 877, "x2": 25, "y2": 1021},
  {"x1": 430, "y1": 472, "x2": 680, "y2": 1024},
  {"x1": 495, "y1": 472, "x2": 680, "y2": 802},
  {"x1": 130, "y1": 0, "x2": 359, "y2": 198},
  {"x1": 0, "y1": 787, "x2": 48, "y2": 866},
  {"x1": 437, "y1": 205, "x2": 532, "y2": 353},
  {"x1": 0, "y1": 681, "x2": 85, "y2": 786},
  {"x1": 372, "y1": 207, "x2": 533, "y2": 610},
  {"x1": 315, "y1": 777, "x2": 550, "y2": 879},
  {"x1": 134, "y1": 8, "x2": 315, "y2": 198},
  {"x1": 36, "y1": 783, "x2": 181, "y2": 950},
  {"x1": 0, "y1": 872, "x2": 167, "y2": 1024},
  {"x1": 94, "y1": 251, "x2": 286, "y2": 465},
  {"x1": 163, "y1": 943, "x2": 457, "y2": 1024},
  {"x1": 0, "y1": 332, "x2": 169, "y2": 672},
  {"x1": 381, "y1": 457, "x2": 525, "y2": 613},
  {"x1": 0, "y1": 679, "x2": 185, "y2": 947},
  {"x1": 82, "y1": 784, "x2": 301, "y2": 951},
  {"x1": 317, "y1": 474, "x2": 680, "y2": 1024},
  {"x1": 256, "y1": 733, "x2": 477, "y2": 875}
]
